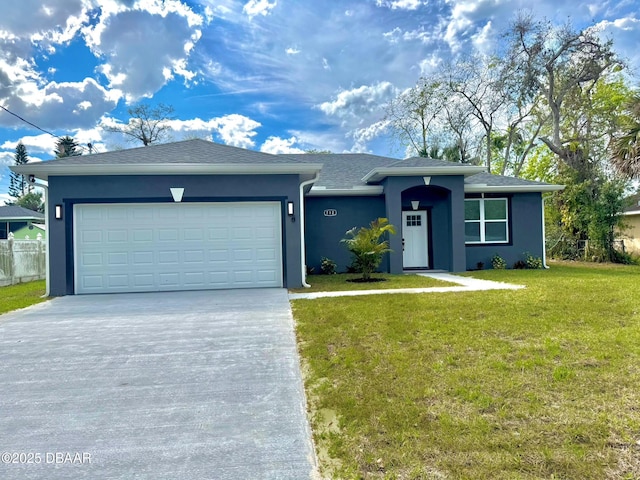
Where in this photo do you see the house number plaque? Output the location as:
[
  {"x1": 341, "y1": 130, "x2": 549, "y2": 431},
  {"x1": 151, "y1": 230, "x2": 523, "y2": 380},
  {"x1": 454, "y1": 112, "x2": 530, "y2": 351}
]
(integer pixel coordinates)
[{"x1": 323, "y1": 209, "x2": 337, "y2": 217}]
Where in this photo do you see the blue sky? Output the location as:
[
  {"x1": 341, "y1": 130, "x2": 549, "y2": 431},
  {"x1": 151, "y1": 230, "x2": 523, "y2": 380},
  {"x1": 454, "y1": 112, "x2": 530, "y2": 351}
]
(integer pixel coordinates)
[{"x1": 1, "y1": 0, "x2": 640, "y2": 203}]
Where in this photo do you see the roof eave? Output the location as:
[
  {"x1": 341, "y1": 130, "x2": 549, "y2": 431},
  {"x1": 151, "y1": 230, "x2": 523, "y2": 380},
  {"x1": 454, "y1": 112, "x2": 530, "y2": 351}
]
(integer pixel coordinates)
[
  {"x1": 307, "y1": 186, "x2": 384, "y2": 197},
  {"x1": 0, "y1": 216, "x2": 44, "y2": 221},
  {"x1": 363, "y1": 166, "x2": 486, "y2": 183},
  {"x1": 464, "y1": 184, "x2": 565, "y2": 193},
  {"x1": 11, "y1": 163, "x2": 324, "y2": 180}
]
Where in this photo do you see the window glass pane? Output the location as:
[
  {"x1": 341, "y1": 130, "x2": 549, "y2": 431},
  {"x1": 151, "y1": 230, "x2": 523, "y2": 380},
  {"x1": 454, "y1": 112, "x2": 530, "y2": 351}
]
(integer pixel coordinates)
[
  {"x1": 484, "y1": 199, "x2": 507, "y2": 220},
  {"x1": 485, "y1": 222, "x2": 507, "y2": 242},
  {"x1": 465, "y1": 200, "x2": 480, "y2": 220},
  {"x1": 465, "y1": 222, "x2": 481, "y2": 242}
]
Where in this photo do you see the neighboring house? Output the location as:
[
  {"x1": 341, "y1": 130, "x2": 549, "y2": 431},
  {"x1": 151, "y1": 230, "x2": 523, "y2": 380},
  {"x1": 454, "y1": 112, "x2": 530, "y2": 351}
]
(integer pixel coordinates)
[
  {"x1": 0, "y1": 205, "x2": 45, "y2": 240},
  {"x1": 621, "y1": 195, "x2": 640, "y2": 254},
  {"x1": 12, "y1": 139, "x2": 562, "y2": 296}
]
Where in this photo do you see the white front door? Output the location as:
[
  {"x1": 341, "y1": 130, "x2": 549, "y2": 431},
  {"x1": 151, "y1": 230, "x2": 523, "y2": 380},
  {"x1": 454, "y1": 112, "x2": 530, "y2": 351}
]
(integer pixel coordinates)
[{"x1": 402, "y1": 210, "x2": 428, "y2": 269}]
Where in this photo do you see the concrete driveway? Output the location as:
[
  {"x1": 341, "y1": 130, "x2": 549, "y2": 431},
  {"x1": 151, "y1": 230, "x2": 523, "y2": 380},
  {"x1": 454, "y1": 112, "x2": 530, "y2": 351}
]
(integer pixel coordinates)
[{"x1": 0, "y1": 289, "x2": 317, "y2": 480}]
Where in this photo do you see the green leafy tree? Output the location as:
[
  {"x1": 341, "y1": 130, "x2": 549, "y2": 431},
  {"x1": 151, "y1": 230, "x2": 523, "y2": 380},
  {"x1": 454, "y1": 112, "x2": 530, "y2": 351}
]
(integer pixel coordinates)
[
  {"x1": 55, "y1": 136, "x2": 82, "y2": 157},
  {"x1": 6, "y1": 142, "x2": 31, "y2": 205},
  {"x1": 341, "y1": 218, "x2": 396, "y2": 281},
  {"x1": 15, "y1": 191, "x2": 44, "y2": 213}
]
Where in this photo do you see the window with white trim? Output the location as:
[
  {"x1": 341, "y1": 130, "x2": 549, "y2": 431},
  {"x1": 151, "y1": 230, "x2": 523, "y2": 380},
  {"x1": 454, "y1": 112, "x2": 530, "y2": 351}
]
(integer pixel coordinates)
[{"x1": 464, "y1": 198, "x2": 508, "y2": 243}]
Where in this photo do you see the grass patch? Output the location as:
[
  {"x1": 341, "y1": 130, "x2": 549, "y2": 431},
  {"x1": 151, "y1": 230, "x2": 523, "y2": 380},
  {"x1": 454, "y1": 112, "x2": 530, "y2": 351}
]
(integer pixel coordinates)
[
  {"x1": 293, "y1": 262, "x2": 640, "y2": 479},
  {"x1": 0, "y1": 280, "x2": 47, "y2": 316},
  {"x1": 289, "y1": 273, "x2": 453, "y2": 294}
]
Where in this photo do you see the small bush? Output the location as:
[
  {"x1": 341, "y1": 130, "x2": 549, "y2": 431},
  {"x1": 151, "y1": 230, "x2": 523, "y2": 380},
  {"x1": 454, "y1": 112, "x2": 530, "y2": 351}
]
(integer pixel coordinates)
[
  {"x1": 524, "y1": 252, "x2": 544, "y2": 269},
  {"x1": 320, "y1": 257, "x2": 337, "y2": 275},
  {"x1": 491, "y1": 254, "x2": 507, "y2": 270}
]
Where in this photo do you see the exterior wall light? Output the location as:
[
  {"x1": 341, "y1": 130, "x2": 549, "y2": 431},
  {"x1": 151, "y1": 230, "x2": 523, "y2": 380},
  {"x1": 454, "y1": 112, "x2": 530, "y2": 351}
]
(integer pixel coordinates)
[
  {"x1": 287, "y1": 201, "x2": 295, "y2": 216},
  {"x1": 55, "y1": 205, "x2": 63, "y2": 220}
]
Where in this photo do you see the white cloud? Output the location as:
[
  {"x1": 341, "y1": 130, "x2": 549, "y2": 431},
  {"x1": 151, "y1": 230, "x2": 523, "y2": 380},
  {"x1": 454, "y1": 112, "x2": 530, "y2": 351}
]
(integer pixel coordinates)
[
  {"x1": 318, "y1": 82, "x2": 398, "y2": 120},
  {"x1": 349, "y1": 120, "x2": 391, "y2": 152},
  {"x1": 286, "y1": 47, "x2": 301, "y2": 55},
  {"x1": 1, "y1": 134, "x2": 58, "y2": 156},
  {"x1": 211, "y1": 114, "x2": 261, "y2": 148},
  {"x1": 82, "y1": 0, "x2": 204, "y2": 102},
  {"x1": 243, "y1": 0, "x2": 277, "y2": 19},
  {"x1": 376, "y1": 0, "x2": 423, "y2": 10},
  {"x1": 260, "y1": 136, "x2": 306, "y2": 154}
]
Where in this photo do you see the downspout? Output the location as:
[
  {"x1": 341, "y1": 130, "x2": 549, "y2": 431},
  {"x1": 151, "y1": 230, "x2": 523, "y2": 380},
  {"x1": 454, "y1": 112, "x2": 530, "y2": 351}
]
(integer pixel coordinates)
[
  {"x1": 31, "y1": 179, "x2": 50, "y2": 297},
  {"x1": 542, "y1": 194, "x2": 549, "y2": 269},
  {"x1": 299, "y1": 172, "x2": 320, "y2": 288}
]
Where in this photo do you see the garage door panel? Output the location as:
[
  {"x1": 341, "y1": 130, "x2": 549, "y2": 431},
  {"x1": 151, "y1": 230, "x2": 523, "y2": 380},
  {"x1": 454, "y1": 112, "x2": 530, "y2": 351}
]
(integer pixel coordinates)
[{"x1": 74, "y1": 202, "x2": 283, "y2": 294}]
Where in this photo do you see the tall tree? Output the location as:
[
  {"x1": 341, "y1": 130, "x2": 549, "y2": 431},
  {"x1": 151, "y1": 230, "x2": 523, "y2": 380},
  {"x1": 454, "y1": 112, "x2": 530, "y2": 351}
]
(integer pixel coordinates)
[
  {"x1": 6, "y1": 142, "x2": 30, "y2": 203},
  {"x1": 104, "y1": 103, "x2": 175, "y2": 146},
  {"x1": 55, "y1": 136, "x2": 82, "y2": 157},
  {"x1": 385, "y1": 79, "x2": 447, "y2": 157},
  {"x1": 507, "y1": 14, "x2": 621, "y2": 174},
  {"x1": 445, "y1": 57, "x2": 506, "y2": 172}
]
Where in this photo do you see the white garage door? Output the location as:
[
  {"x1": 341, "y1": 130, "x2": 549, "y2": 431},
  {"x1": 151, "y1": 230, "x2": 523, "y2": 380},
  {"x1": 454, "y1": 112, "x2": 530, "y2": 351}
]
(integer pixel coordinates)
[{"x1": 74, "y1": 202, "x2": 283, "y2": 294}]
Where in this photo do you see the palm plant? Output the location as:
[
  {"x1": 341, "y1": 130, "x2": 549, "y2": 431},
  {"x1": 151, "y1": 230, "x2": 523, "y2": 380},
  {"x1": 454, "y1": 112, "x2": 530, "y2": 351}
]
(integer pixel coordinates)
[
  {"x1": 341, "y1": 218, "x2": 396, "y2": 281},
  {"x1": 610, "y1": 94, "x2": 640, "y2": 179}
]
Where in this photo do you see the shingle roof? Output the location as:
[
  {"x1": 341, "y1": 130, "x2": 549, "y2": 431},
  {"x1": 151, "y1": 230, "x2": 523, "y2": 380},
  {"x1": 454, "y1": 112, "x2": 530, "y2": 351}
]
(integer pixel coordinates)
[
  {"x1": 465, "y1": 172, "x2": 555, "y2": 187},
  {"x1": 0, "y1": 205, "x2": 44, "y2": 220},
  {"x1": 42, "y1": 139, "x2": 295, "y2": 165},
  {"x1": 282, "y1": 153, "x2": 399, "y2": 188},
  {"x1": 15, "y1": 139, "x2": 560, "y2": 192}
]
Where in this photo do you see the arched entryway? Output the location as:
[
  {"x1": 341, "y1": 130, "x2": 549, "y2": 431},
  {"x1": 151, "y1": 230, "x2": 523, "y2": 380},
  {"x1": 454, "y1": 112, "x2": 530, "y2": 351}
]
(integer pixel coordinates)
[{"x1": 401, "y1": 185, "x2": 451, "y2": 271}]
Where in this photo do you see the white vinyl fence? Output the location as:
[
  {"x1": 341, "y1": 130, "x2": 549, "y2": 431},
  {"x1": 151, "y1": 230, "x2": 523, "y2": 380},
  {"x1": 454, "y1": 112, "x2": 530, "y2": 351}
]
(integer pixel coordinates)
[{"x1": 0, "y1": 234, "x2": 46, "y2": 287}]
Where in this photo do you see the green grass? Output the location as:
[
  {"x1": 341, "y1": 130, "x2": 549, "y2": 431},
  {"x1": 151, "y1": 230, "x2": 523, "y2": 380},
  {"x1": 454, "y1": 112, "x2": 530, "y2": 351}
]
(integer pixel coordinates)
[
  {"x1": 0, "y1": 280, "x2": 47, "y2": 316},
  {"x1": 289, "y1": 273, "x2": 454, "y2": 293},
  {"x1": 293, "y1": 261, "x2": 640, "y2": 479}
]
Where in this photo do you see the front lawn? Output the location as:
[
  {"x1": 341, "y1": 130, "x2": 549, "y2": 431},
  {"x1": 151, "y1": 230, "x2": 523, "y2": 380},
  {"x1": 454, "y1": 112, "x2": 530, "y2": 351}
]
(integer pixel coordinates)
[
  {"x1": 289, "y1": 273, "x2": 453, "y2": 294},
  {"x1": 0, "y1": 280, "x2": 47, "y2": 316},
  {"x1": 293, "y1": 262, "x2": 640, "y2": 479}
]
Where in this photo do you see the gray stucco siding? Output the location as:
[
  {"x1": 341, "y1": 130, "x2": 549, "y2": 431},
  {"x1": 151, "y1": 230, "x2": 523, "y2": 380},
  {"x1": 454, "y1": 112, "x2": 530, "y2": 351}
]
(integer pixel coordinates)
[
  {"x1": 304, "y1": 196, "x2": 386, "y2": 273},
  {"x1": 464, "y1": 192, "x2": 545, "y2": 270},
  {"x1": 47, "y1": 174, "x2": 304, "y2": 295}
]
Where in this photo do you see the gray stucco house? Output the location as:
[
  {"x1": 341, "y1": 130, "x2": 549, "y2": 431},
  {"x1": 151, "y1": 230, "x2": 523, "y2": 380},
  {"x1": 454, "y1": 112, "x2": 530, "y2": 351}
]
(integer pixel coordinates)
[{"x1": 12, "y1": 139, "x2": 562, "y2": 296}]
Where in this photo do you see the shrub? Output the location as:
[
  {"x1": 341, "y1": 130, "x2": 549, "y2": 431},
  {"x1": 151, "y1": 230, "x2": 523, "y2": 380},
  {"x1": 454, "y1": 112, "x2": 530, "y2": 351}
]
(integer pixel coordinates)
[
  {"x1": 491, "y1": 254, "x2": 507, "y2": 270},
  {"x1": 341, "y1": 218, "x2": 396, "y2": 281},
  {"x1": 513, "y1": 260, "x2": 527, "y2": 269},
  {"x1": 320, "y1": 257, "x2": 337, "y2": 275},
  {"x1": 524, "y1": 252, "x2": 544, "y2": 269}
]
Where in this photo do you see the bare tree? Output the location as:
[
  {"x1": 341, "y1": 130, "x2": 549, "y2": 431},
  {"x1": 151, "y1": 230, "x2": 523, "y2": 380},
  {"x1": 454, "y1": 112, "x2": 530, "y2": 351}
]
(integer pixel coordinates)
[
  {"x1": 445, "y1": 57, "x2": 505, "y2": 172},
  {"x1": 385, "y1": 79, "x2": 448, "y2": 157},
  {"x1": 104, "y1": 103, "x2": 175, "y2": 146}
]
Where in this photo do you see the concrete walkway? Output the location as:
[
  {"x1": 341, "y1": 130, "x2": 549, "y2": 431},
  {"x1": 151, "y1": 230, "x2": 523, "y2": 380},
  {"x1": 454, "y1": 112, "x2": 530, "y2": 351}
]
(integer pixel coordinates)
[
  {"x1": 0, "y1": 289, "x2": 317, "y2": 480},
  {"x1": 288, "y1": 272, "x2": 525, "y2": 300}
]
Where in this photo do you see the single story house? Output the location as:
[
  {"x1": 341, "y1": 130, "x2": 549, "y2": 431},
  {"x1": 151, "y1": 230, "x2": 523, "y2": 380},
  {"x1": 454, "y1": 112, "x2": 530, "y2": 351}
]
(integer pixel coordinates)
[
  {"x1": 0, "y1": 205, "x2": 45, "y2": 240},
  {"x1": 12, "y1": 139, "x2": 562, "y2": 296},
  {"x1": 621, "y1": 195, "x2": 640, "y2": 254}
]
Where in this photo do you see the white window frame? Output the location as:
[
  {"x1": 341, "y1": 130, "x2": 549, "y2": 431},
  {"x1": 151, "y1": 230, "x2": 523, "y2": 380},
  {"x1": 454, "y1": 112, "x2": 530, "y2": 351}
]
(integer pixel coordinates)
[{"x1": 464, "y1": 197, "x2": 509, "y2": 244}]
